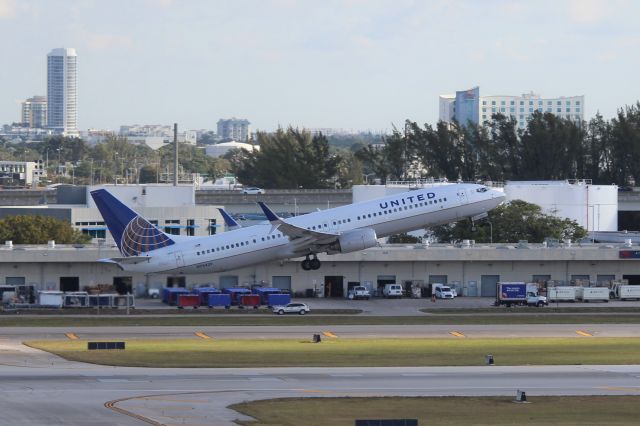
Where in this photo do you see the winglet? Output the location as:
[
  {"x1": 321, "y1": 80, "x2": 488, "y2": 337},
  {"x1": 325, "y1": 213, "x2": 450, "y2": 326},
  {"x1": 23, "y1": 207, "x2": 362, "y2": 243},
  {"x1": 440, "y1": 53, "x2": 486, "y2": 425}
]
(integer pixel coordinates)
[
  {"x1": 218, "y1": 208, "x2": 241, "y2": 228},
  {"x1": 257, "y1": 201, "x2": 281, "y2": 223}
]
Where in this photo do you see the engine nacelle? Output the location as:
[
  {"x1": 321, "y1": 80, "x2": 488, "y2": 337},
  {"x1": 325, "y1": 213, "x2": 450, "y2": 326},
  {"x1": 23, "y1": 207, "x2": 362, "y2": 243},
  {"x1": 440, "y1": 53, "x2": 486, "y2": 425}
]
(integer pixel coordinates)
[{"x1": 328, "y1": 228, "x2": 378, "y2": 254}]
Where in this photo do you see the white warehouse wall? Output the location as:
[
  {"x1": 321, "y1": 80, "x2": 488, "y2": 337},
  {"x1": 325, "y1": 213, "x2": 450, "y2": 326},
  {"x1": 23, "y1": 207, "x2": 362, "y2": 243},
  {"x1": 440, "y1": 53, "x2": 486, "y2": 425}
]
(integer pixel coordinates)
[{"x1": 505, "y1": 181, "x2": 617, "y2": 232}]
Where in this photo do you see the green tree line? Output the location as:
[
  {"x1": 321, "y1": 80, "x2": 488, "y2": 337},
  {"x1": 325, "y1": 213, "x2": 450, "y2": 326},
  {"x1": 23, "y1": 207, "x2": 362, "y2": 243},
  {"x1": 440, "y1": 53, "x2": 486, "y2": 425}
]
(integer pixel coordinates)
[{"x1": 354, "y1": 103, "x2": 640, "y2": 186}]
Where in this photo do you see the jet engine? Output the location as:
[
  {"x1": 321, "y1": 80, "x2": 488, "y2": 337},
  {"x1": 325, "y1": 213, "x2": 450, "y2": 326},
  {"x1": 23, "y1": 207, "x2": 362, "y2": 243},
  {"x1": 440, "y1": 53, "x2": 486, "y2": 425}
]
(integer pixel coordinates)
[{"x1": 328, "y1": 228, "x2": 378, "y2": 254}]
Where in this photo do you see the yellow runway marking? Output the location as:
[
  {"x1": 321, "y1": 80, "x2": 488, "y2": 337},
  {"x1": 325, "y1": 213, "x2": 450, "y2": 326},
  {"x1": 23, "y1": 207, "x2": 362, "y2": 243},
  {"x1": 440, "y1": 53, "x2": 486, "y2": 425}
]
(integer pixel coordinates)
[
  {"x1": 323, "y1": 331, "x2": 338, "y2": 338},
  {"x1": 194, "y1": 332, "x2": 211, "y2": 339},
  {"x1": 65, "y1": 333, "x2": 78, "y2": 340},
  {"x1": 598, "y1": 386, "x2": 640, "y2": 392},
  {"x1": 576, "y1": 330, "x2": 593, "y2": 337},
  {"x1": 450, "y1": 331, "x2": 466, "y2": 338}
]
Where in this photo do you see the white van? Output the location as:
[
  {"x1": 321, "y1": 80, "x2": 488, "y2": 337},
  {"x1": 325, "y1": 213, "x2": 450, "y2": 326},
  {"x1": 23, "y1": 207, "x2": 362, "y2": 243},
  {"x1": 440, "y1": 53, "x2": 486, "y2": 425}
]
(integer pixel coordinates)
[
  {"x1": 383, "y1": 284, "x2": 403, "y2": 298},
  {"x1": 433, "y1": 283, "x2": 455, "y2": 299}
]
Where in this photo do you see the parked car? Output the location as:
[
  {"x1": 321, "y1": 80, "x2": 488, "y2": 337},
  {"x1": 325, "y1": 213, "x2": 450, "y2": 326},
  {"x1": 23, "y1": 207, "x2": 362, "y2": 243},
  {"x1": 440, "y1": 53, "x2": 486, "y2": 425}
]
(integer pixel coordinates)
[
  {"x1": 242, "y1": 187, "x2": 264, "y2": 195},
  {"x1": 348, "y1": 286, "x2": 371, "y2": 300},
  {"x1": 382, "y1": 283, "x2": 403, "y2": 298},
  {"x1": 272, "y1": 302, "x2": 310, "y2": 315}
]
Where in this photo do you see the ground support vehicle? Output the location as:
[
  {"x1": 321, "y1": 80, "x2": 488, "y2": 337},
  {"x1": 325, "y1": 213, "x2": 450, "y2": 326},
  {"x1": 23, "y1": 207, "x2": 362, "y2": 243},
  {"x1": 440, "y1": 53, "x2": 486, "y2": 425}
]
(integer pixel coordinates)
[{"x1": 495, "y1": 282, "x2": 547, "y2": 307}]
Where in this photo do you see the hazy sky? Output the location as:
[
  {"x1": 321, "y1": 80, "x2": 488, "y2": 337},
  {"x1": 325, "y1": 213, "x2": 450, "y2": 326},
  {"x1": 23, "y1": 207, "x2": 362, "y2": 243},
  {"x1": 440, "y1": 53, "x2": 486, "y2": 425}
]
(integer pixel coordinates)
[{"x1": 1, "y1": 0, "x2": 639, "y2": 132}]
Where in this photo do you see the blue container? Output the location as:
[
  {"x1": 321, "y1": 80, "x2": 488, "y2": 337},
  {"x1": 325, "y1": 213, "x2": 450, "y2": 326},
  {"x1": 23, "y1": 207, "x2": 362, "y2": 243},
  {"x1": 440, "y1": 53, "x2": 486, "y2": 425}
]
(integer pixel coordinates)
[
  {"x1": 208, "y1": 293, "x2": 231, "y2": 309},
  {"x1": 222, "y1": 288, "x2": 251, "y2": 305},
  {"x1": 193, "y1": 287, "x2": 220, "y2": 305},
  {"x1": 253, "y1": 287, "x2": 281, "y2": 304},
  {"x1": 267, "y1": 293, "x2": 290, "y2": 307},
  {"x1": 89, "y1": 295, "x2": 112, "y2": 307},
  {"x1": 163, "y1": 288, "x2": 190, "y2": 305}
]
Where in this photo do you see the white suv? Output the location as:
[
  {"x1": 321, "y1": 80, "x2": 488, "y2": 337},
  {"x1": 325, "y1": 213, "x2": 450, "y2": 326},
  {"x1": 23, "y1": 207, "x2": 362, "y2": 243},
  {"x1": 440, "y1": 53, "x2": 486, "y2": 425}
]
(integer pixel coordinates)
[{"x1": 273, "y1": 302, "x2": 310, "y2": 315}]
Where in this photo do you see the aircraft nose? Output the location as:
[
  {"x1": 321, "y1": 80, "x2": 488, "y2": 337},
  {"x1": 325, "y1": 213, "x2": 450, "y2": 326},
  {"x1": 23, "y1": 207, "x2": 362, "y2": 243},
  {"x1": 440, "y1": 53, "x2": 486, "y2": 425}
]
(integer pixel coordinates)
[{"x1": 490, "y1": 189, "x2": 506, "y2": 202}]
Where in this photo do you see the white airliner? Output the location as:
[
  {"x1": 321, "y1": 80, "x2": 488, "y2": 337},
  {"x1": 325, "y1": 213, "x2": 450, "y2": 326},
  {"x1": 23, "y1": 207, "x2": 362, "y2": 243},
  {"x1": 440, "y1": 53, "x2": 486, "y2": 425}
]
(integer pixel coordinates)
[{"x1": 90, "y1": 183, "x2": 505, "y2": 273}]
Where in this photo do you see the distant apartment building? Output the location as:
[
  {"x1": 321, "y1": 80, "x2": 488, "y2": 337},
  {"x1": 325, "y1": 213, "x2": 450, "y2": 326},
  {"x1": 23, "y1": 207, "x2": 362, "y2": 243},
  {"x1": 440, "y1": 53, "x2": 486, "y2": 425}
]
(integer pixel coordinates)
[
  {"x1": 47, "y1": 48, "x2": 77, "y2": 134},
  {"x1": 217, "y1": 118, "x2": 250, "y2": 141},
  {"x1": 0, "y1": 160, "x2": 47, "y2": 185},
  {"x1": 118, "y1": 125, "x2": 197, "y2": 149},
  {"x1": 21, "y1": 96, "x2": 48, "y2": 128},
  {"x1": 439, "y1": 87, "x2": 584, "y2": 129}
]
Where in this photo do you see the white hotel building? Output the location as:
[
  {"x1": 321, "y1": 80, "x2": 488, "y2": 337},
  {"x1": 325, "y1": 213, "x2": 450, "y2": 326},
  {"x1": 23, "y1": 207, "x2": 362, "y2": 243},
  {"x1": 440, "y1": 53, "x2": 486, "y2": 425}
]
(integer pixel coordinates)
[{"x1": 439, "y1": 87, "x2": 584, "y2": 129}]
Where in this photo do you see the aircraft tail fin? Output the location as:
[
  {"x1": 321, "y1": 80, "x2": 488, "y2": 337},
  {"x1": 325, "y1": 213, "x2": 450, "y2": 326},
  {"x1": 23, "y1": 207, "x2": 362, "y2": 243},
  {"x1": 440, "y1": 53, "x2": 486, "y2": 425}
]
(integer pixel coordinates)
[{"x1": 90, "y1": 189, "x2": 175, "y2": 257}]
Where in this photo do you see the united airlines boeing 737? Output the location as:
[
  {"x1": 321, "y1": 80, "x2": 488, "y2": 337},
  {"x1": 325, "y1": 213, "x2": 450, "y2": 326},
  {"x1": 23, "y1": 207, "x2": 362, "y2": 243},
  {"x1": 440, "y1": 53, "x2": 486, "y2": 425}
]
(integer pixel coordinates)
[{"x1": 90, "y1": 183, "x2": 505, "y2": 274}]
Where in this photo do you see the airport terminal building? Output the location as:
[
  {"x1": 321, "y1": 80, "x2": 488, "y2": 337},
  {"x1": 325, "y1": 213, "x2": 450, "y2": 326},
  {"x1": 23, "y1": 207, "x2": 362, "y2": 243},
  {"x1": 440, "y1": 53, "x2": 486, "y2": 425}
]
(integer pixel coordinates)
[{"x1": 2, "y1": 241, "x2": 640, "y2": 298}]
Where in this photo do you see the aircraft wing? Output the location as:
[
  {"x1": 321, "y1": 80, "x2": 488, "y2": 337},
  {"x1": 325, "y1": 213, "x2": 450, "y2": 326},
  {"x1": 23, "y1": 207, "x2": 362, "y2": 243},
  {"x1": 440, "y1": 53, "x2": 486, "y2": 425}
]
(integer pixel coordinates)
[{"x1": 257, "y1": 202, "x2": 338, "y2": 245}]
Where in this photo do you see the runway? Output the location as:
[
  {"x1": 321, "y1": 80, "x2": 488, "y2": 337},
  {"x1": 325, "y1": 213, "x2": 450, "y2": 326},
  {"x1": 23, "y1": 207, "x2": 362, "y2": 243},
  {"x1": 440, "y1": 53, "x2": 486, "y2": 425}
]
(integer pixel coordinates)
[
  {"x1": 3, "y1": 323, "x2": 640, "y2": 341},
  {"x1": 0, "y1": 337, "x2": 639, "y2": 425}
]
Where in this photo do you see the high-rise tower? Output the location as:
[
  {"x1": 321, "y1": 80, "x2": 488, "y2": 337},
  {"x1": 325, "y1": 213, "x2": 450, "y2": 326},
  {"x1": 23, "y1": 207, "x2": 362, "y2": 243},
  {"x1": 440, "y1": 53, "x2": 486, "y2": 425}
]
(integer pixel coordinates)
[{"x1": 47, "y1": 48, "x2": 77, "y2": 134}]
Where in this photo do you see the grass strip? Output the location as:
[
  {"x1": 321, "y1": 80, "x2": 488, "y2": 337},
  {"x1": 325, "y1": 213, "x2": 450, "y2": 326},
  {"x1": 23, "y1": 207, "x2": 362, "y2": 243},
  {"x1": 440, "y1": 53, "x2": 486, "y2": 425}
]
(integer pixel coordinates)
[
  {"x1": 4, "y1": 314, "x2": 640, "y2": 327},
  {"x1": 26, "y1": 337, "x2": 640, "y2": 368},
  {"x1": 231, "y1": 396, "x2": 640, "y2": 426}
]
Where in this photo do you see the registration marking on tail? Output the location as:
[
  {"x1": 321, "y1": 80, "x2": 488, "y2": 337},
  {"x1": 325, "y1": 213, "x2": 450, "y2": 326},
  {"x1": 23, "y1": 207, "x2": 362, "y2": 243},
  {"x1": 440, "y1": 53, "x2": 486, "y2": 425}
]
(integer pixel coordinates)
[
  {"x1": 194, "y1": 332, "x2": 211, "y2": 339},
  {"x1": 450, "y1": 331, "x2": 466, "y2": 338},
  {"x1": 576, "y1": 330, "x2": 593, "y2": 337},
  {"x1": 65, "y1": 333, "x2": 79, "y2": 340},
  {"x1": 323, "y1": 331, "x2": 338, "y2": 338}
]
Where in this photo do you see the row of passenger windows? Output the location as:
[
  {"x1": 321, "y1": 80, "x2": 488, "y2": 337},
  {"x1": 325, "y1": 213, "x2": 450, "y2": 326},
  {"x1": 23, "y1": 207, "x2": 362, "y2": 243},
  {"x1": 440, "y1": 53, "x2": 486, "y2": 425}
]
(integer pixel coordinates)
[
  {"x1": 195, "y1": 232, "x2": 286, "y2": 256},
  {"x1": 195, "y1": 196, "x2": 448, "y2": 257},
  {"x1": 357, "y1": 198, "x2": 447, "y2": 220}
]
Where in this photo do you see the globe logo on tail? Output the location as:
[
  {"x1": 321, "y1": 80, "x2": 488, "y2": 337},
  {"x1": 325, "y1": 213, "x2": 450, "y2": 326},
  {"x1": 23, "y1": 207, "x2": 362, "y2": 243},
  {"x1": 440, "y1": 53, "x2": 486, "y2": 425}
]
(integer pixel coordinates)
[{"x1": 120, "y1": 216, "x2": 174, "y2": 256}]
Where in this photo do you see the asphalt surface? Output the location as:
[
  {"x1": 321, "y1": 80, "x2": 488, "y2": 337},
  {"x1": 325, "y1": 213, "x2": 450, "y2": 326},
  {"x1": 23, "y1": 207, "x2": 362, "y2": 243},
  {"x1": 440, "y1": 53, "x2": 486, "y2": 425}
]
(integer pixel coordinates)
[
  {"x1": 4, "y1": 323, "x2": 640, "y2": 340},
  {"x1": 2, "y1": 322, "x2": 640, "y2": 425},
  {"x1": 1, "y1": 341, "x2": 640, "y2": 426}
]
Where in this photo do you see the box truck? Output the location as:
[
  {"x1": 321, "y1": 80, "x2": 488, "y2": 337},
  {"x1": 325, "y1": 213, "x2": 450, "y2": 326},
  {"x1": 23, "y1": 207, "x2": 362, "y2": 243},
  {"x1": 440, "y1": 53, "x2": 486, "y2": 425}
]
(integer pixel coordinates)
[{"x1": 495, "y1": 282, "x2": 547, "y2": 307}]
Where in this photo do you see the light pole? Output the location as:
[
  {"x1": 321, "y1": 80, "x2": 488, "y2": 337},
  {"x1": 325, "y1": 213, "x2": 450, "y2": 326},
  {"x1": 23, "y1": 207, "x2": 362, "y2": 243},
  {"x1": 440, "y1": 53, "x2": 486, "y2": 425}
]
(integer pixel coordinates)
[
  {"x1": 89, "y1": 159, "x2": 94, "y2": 186},
  {"x1": 114, "y1": 151, "x2": 118, "y2": 185},
  {"x1": 57, "y1": 148, "x2": 61, "y2": 182},
  {"x1": 363, "y1": 173, "x2": 375, "y2": 185},
  {"x1": 485, "y1": 219, "x2": 493, "y2": 244}
]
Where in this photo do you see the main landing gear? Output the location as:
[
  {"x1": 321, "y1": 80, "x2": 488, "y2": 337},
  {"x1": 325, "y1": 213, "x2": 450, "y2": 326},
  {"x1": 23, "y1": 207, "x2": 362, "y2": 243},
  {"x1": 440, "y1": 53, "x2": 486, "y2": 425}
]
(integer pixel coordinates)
[{"x1": 301, "y1": 255, "x2": 321, "y2": 271}]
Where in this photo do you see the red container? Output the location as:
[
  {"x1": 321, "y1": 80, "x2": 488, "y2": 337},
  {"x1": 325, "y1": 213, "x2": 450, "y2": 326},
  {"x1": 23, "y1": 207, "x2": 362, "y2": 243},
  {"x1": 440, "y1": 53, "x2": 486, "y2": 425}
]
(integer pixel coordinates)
[
  {"x1": 177, "y1": 294, "x2": 200, "y2": 309},
  {"x1": 240, "y1": 294, "x2": 260, "y2": 308}
]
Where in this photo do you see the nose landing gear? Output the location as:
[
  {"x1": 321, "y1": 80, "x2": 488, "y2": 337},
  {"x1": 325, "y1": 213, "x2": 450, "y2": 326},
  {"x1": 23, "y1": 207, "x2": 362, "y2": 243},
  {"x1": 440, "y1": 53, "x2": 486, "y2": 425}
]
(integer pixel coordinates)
[{"x1": 301, "y1": 254, "x2": 321, "y2": 271}]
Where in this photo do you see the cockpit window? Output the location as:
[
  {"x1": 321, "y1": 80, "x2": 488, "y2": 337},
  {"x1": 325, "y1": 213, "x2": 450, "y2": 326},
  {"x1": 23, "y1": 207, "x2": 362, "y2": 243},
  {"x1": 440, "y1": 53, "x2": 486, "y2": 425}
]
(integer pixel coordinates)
[{"x1": 476, "y1": 187, "x2": 489, "y2": 193}]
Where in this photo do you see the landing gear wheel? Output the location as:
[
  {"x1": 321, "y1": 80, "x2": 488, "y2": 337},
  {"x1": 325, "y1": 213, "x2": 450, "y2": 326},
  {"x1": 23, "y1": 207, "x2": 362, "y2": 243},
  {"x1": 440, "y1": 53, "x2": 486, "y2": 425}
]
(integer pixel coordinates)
[
  {"x1": 310, "y1": 257, "x2": 321, "y2": 270},
  {"x1": 301, "y1": 258, "x2": 312, "y2": 271}
]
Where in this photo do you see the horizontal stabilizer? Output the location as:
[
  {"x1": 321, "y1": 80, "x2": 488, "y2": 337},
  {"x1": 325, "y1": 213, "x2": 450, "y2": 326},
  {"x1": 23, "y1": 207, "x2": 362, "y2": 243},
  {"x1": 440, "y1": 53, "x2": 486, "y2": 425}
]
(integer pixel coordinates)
[{"x1": 97, "y1": 256, "x2": 151, "y2": 265}]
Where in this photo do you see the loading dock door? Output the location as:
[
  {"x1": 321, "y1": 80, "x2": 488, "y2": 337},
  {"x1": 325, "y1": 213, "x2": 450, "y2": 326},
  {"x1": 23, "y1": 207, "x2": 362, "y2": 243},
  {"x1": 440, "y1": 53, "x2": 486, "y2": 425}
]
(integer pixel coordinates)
[
  {"x1": 623, "y1": 275, "x2": 640, "y2": 285},
  {"x1": 166, "y1": 277, "x2": 186, "y2": 288},
  {"x1": 60, "y1": 277, "x2": 80, "y2": 292},
  {"x1": 480, "y1": 275, "x2": 499, "y2": 297},
  {"x1": 220, "y1": 275, "x2": 239, "y2": 288},
  {"x1": 5, "y1": 277, "x2": 25, "y2": 286},
  {"x1": 113, "y1": 276, "x2": 132, "y2": 294},
  {"x1": 376, "y1": 275, "x2": 397, "y2": 294},
  {"x1": 324, "y1": 276, "x2": 344, "y2": 298},
  {"x1": 272, "y1": 276, "x2": 292, "y2": 292}
]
